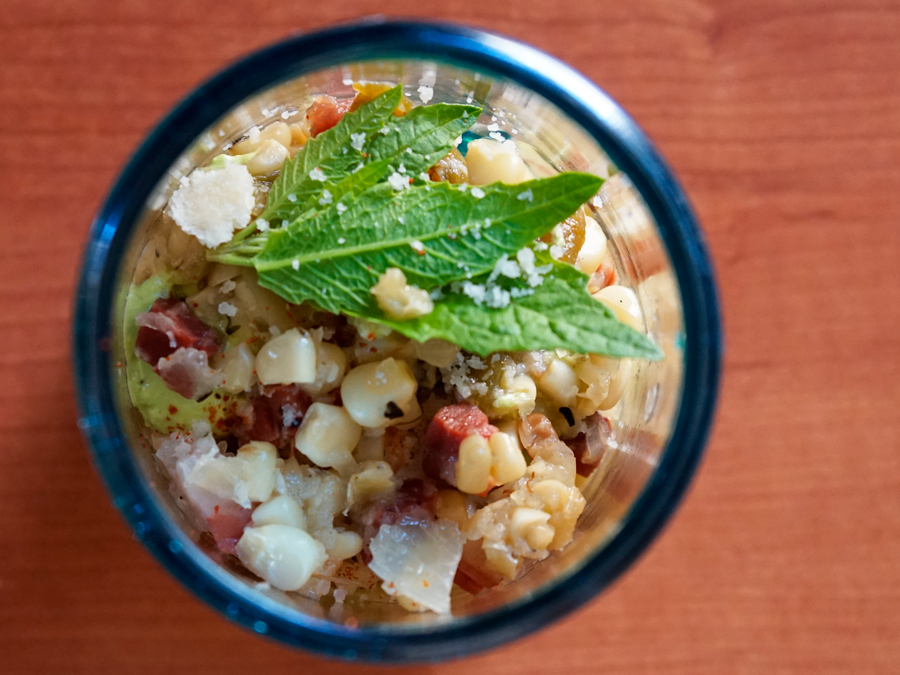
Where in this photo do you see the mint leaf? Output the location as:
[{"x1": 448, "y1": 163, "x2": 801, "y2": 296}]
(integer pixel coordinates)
[
  {"x1": 298, "y1": 102, "x2": 481, "y2": 216},
  {"x1": 374, "y1": 259, "x2": 664, "y2": 359},
  {"x1": 365, "y1": 102, "x2": 480, "y2": 177},
  {"x1": 259, "y1": 88, "x2": 479, "y2": 226},
  {"x1": 251, "y1": 175, "x2": 603, "y2": 315},
  {"x1": 259, "y1": 85, "x2": 402, "y2": 225}
]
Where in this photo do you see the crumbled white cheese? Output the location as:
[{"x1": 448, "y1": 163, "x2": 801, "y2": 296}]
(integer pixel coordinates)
[
  {"x1": 318, "y1": 189, "x2": 333, "y2": 206},
  {"x1": 370, "y1": 268, "x2": 434, "y2": 320},
  {"x1": 255, "y1": 218, "x2": 270, "y2": 232},
  {"x1": 352, "y1": 162, "x2": 365, "y2": 173},
  {"x1": 218, "y1": 302, "x2": 238, "y2": 317},
  {"x1": 410, "y1": 240, "x2": 425, "y2": 253},
  {"x1": 516, "y1": 247, "x2": 536, "y2": 269},
  {"x1": 388, "y1": 172, "x2": 409, "y2": 190},
  {"x1": 470, "y1": 187, "x2": 485, "y2": 199},
  {"x1": 287, "y1": 194, "x2": 297, "y2": 202},
  {"x1": 167, "y1": 164, "x2": 255, "y2": 248},
  {"x1": 419, "y1": 172, "x2": 430, "y2": 182},
  {"x1": 398, "y1": 163, "x2": 406, "y2": 174},
  {"x1": 291, "y1": 259, "x2": 300, "y2": 271},
  {"x1": 417, "y1": 85, "x2": 434, "y2": 104},
  {"x1": 517, "y1": 188, "x2": 534, "y2": 202},
  {"x1": 336, "y1": 203, "x2": 347, "y2": 215},
  {"x1": 488, "y1": 254, "x2": 521, "y2": 283},
  {"x1": 309, "y1": 167, "x2": 327, "y2": 182},
  {"x1": 337, "y1": 237, "x2": 346, "y2": 245},
  {"x1": 534, "y1": 240, "x2": 549, "y2": 251},
  {"x1": 350, "y1": 132, "x2": 367, "y2": 151},
  {"x1": 220, "y1": 279, "x2": 236, "y2": 293}
]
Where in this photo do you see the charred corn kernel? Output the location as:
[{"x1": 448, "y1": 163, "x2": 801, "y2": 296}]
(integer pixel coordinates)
[
  {"x1": 288, "y1": 121, "x2": 310, "y2": 146},
  {"x1": 346, "y1": 460, "x2": 395, "y2": 508},
  {"x1": 510, "y1": 506, "x2": 552, "y2": 544},
  {"x1": 294, "y1": 403, "x2": 361, "y2": 475},
  {"x1": 340, "y1": 358, "x2": 418, "y2": 429},
  {"x1": 456, "y1": 434, "x2": 492, "y2": 494},
  {"x1": 256, "y1": 328, "x2": 317, "y2": 385},
  {"x1": 370, "y1": 268, "x2": 434, "y2": 320},
  {"x1": 328, "y1": 529, "x2": 363, "y2": 560},
  {"x1": 434, "y1": 489, "x2": 469, "y2": 528},
  {"x1": 575, "y1": 216, "x2": 608, "y2": 275},
  {"x1": 233, "y1": 121, "x2": 292, "y2": 154},
  {"x1": 247, "y1": 138, "x2": 290, "y2": 176},
  {"x1": 413, "y1": 339, "x2": 460, "y2": 368},
  {"x1": 592, "y1": 284, "x2": 642, "y2": 331},
  {"x1": 465, "y1": 138, "x2": 532, "y2": 185},
  {"x1": 235, "y1": 524, "x2": 327, "y2": 591},
  {"x1": 300, "y1": 341, "x2": 347, "y2": 395},
  {"x1": 489, "y1": 432, "x2": 527, "y2": 485},
  {"x1": 531, "y1": 479, "x2": 571, "y2": 514},
  {"x1": 537, "y1": 359, "x2": 579, "y2": 407},
  {"x1": 251, "y1": 495, "x2": 306, "y2": 530},
  {"x1": 220, "y1": 343, "x2": 255, "y2": 393}
]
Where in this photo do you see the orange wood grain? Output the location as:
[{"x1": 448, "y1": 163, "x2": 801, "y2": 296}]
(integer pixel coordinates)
[{"x1": 1, "y1": 1, "x2": 898, "y2": 673}]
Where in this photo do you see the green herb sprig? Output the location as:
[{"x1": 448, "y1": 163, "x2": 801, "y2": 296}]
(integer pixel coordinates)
[{"x1": 210, "y1": 86, "x2": 662, "y2": 359}]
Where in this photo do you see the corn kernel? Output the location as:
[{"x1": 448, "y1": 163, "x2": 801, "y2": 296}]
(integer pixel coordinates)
[
  {"x1": 256, "y1": 328, "x2": 317, "y2": 385},
  {"x1": 294, "y1": 403, "x2": 361, "y2": 475},
  {"x1": 328, "y1": 529, "x2": 363, "y2": 560},
  {"x1": 510, "y1": 507, "x2": 551, "y2": 539},
  {"x1": 340, "y1": 358, "x2": 418, "y2": 428},
  {"x1": 592, "y1": 284, "x2": 643, "y2": 331},
  {"x1": 247, "y1": 138, "x2": 290, "y2": 176},
  {"x1": 575, "y1": 216, "x2": 608, "y2": 275},
  {"x1": 235, "y1": 524, "x2": 327, "y2": 591},
  {"x1": 488, "y1": 432, "x2": 527, "y2": 485},
  {"x1": 465, "y1": 138, "x2": 532, "y2": 185},
  {"x1": 370, "y1": 267, "x2": 434, "y2": 320},
  {"x1": 346, "y1": 460, "x2": 395, "y2": 508},
  {"x1": 434, "y1": 489, "x2": 469, "y2": 528},
  {"x1": 251, "y1": 494, "x2": 306, "y2": 530},
  {"x1": 456, "y1": 434, "x2": 492, "y2": 494},
  {"x1": 537, "y1": 359, "x2": 579, "y2": 407},
  {"x1": 300, "y1": 341, "x2": 347, "y2": 395}
]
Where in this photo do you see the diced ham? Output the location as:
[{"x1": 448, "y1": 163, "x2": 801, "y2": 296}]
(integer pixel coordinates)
[
  {"x1": 207, "y1": 502, "x2": 252, "y2": 554},
  {"x1": 422, "y1": 404, "x2": 498, "y2": 487},
  {"x1": 135, "y1": 297, "x2": 220, "y2": 364},
  {"x1": 359, "y1": 479, "x2": 438, "y2": 561},
  {"x1": 453, "y1": 540, "x2": 506, "y2": 595},
  {"x1": 234, "y1": 384, "x2": 312, "y2": 453},
  {"x1": 155, "y1": 347, "x2": 220, "y2": 400},
  {"x1": 306, "y1": 95, "x2": 354, "y2": 137},
  {"x1": 156, "y1": 430, "x2": 253, "y2": 556},
  {"x1": 565, "y1": 414, "x2": 613, "y2": 477}
]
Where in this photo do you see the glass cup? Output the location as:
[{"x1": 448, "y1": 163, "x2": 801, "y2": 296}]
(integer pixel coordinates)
[{"x1": 73, "y1": 19, "x2": 721, "y2": 662}]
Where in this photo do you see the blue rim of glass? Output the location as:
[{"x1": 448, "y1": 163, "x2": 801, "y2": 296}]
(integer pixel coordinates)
[{"x1": 72, "y1": 18, "x2": 721, "y2": 663}]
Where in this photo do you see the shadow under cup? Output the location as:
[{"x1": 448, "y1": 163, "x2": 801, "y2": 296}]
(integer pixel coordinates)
[{"x1": 75, "y1": 22, "x2": 721, "y2": 662}]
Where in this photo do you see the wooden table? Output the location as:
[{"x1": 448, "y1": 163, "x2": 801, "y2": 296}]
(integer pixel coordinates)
[{"x1": 1, "y1": 1, "x2": 897, "y2": 673}]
